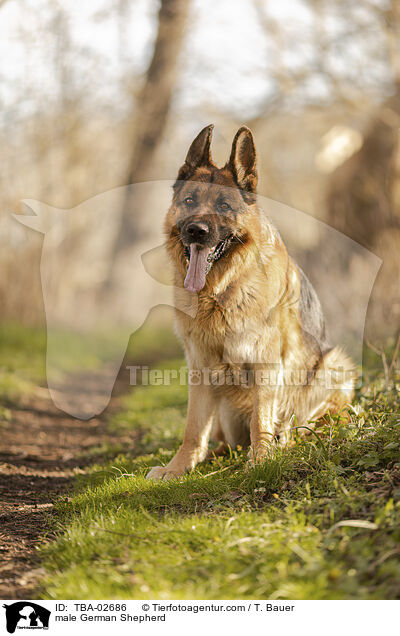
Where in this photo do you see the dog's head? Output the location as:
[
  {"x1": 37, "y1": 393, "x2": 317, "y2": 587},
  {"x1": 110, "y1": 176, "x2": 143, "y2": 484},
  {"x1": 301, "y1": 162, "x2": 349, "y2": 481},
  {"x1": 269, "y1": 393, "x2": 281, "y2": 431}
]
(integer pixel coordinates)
[{"x1": 165, "y1": 125, "x2": 259, "y2": 293}]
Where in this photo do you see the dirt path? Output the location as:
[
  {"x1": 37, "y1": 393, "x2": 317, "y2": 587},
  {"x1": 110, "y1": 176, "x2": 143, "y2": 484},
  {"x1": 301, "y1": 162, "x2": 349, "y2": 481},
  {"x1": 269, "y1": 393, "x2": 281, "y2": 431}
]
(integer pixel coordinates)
[{"x1": 0, "y1": 373, "x2": 134, "y2": 599}]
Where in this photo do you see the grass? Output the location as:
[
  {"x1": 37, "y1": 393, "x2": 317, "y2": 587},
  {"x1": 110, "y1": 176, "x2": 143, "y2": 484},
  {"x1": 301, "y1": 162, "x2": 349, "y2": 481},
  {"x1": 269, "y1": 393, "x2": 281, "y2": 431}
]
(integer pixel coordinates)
[
  {"x1": 0, "y1": 323, "x2": 46, "y2": 401},
  {"x1": 0, "y1": 319, "x2": 182, "y2": 404},
  {"x1": 39, "y1": 344, "x2": 400, "y2": 600}
]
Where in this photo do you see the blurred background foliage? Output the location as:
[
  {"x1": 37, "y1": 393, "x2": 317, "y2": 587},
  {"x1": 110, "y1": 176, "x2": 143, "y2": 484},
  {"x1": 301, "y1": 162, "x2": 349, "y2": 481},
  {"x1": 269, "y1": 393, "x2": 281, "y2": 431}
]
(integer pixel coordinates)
[{"x1": 0, "y1": 0, "x2": 399, "y2": 343}]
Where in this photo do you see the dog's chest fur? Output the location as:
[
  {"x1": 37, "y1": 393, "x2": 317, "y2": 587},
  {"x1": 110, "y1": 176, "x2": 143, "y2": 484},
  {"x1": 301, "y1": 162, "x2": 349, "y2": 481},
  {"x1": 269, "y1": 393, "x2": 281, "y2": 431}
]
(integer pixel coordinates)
[{"x1": 175, "y1": 267, "x2": 285, "y2": 370}]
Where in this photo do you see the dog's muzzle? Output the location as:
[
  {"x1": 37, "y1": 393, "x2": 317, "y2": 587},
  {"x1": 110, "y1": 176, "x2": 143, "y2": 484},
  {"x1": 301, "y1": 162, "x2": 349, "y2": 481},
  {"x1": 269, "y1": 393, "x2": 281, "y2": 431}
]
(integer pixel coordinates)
[{"x1": 183, "y1": 235, "x2": 234, "y2": 293}]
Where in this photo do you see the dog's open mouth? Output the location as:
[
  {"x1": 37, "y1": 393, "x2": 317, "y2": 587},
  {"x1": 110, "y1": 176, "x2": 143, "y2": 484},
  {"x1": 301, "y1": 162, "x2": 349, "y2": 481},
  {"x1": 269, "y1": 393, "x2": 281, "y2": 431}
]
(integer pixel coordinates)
[{"x1": 183, "y1": 236, "x2": 233, "y2": 293}]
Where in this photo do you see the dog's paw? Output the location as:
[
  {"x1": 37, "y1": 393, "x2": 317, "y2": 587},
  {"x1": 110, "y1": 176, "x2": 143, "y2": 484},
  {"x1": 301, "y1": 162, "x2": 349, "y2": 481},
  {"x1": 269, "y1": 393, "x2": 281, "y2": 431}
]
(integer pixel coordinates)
[
  {"x1": 146, "y1": 466, "x2": 184, "y2": 481},
  {"x1": 246, "y1": 444, "x2": 274, "y2": 469},
  {"x1": 245, "y1": 455, "x2": 263, "y2": 471},
  {"x1": 245, "y1": 456, "x2": 268, "y2": 471}
]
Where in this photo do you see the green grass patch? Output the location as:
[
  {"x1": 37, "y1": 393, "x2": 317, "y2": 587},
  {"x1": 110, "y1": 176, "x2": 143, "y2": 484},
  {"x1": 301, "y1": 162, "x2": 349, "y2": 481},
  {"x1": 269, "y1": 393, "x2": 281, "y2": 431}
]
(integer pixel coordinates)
[
  {"x1": 0, "y1": 320, "x2": 183, "y2": 403},
  {"x1": 40, "y1": 351, "x2": 400, "y2": 600},
  {"x1": 0, "y1": 322, "x2": 47, "y2": 381},
  {"x1": 0, "y1": 322, "x2": 47, "y2": 401}
]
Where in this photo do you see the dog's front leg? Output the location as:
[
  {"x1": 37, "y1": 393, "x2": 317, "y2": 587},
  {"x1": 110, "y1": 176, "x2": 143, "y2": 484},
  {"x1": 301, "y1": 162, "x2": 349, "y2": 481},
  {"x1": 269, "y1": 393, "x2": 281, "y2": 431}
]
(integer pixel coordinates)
[
  {"x1": 248, "y1": 384, "x2": 277, "y2": 466},
  {"x1": 146, "y1": 382, "x2": 215, "y2": 481}
]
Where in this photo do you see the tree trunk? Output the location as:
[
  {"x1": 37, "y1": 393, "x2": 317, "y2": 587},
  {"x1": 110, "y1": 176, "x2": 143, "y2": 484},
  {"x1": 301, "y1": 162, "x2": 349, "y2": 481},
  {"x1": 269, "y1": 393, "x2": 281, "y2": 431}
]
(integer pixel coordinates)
[
  {"x1": 111, "y1": 0, "x2": 190, "y2": 258},
  {"x1": 326, "y1": 84, "x2": 400, "y2": 339}
]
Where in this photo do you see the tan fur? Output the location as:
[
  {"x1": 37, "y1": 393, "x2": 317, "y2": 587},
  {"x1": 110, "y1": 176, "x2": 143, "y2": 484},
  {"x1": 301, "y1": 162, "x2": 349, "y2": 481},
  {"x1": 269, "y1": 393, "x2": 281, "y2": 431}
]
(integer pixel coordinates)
[{"x1": 147, "y1": 127, "x2": 356, "y2": 481}]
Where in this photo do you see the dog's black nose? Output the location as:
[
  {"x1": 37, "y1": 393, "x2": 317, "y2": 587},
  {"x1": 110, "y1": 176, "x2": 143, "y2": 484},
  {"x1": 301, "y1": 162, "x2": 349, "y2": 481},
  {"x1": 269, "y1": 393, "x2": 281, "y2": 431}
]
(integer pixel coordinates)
[{"x1": 186, "y1": 222, "x2": 209, "y2": 242}]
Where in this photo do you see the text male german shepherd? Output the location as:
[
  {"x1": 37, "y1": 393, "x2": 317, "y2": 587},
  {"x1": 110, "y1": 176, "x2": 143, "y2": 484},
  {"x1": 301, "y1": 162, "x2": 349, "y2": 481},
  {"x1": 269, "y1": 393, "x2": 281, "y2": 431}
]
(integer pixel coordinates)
[{"x1": 147, "y1": 125, "x2": 355, "y2": 480}]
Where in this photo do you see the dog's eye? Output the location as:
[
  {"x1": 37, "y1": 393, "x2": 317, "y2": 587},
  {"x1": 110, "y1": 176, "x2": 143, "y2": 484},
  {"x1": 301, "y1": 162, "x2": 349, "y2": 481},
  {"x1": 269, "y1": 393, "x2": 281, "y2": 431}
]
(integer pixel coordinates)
[
  {"x1": 184, "y1": 197, "x2": 194, "y2": 206},
  {"x1": 219, "y1": 202, "x2": 231, "y2": 211}
]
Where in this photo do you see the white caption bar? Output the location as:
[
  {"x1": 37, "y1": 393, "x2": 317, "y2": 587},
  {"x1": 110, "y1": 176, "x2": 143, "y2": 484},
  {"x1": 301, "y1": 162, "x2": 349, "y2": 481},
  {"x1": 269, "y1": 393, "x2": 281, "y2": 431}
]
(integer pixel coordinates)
[{"x1": 1, "y1": 599, "x2": 398, "y2": 636}]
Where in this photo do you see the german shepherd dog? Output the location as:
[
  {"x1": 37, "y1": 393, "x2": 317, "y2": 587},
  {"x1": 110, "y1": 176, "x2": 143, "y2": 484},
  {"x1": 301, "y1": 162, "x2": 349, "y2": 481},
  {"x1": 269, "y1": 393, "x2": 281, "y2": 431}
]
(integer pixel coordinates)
[{"x1": 147, "y1": 125, "x2": 355, "y2": 480}]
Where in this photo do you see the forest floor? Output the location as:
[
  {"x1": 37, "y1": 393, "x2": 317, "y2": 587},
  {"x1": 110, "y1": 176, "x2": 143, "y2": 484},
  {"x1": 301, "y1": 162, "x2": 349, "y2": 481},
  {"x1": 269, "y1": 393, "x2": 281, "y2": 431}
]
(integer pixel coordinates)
[{"x1": 0, "y1": 386, "x2": 129, "y2": 598}]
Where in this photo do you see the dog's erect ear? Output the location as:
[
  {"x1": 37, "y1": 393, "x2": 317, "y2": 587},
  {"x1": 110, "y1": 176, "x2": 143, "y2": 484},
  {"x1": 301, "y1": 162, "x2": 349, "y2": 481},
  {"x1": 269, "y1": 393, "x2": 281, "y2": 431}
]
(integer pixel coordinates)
[
  {"x1": 185, "y1": 124, "x2": 214, "y2": 169},
  {"x1": 175, "y1": 125, "x2": 214, "y2": 184},
  {"x1": 228, "y1": 126, "x2": 257, "y2": 194}
]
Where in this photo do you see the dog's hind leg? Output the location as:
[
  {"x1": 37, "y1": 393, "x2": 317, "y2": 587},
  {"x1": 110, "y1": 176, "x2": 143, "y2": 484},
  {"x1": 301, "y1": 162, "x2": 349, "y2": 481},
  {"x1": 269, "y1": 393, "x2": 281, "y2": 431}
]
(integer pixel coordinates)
[
  {"x1": 218, "y1": 399, "x2": 250, "y2": 449},
  {"x1": 277, "y1": 346, "x2": 356, "y2": 447},
  {"x1": 206, "y1": 400, "x2": 250, "y2": 459},
  {"x1": 310, "y1": 346, "x2": 356, "y2": 420},
  {"x1": 206, "y1": 417, "x2": 230, "y2": 459},
  {"x1": 205, "y1": 442, "x2": 230, "y2": 460}
]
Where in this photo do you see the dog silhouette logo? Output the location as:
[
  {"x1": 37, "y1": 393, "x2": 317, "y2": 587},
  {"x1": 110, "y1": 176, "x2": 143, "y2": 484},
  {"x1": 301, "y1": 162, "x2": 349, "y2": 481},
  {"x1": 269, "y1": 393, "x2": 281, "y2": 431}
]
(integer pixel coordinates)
[
  {"x1": 3, "y1": 602, "x2": 50, "y2": 633},
  {"x1": 13, "y1": 184, "x2": 380, "y2": 417}
]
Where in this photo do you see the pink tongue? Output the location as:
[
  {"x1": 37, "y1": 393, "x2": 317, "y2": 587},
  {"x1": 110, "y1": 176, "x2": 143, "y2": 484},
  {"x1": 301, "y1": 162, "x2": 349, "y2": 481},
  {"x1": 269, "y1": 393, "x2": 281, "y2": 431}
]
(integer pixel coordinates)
[{"x1": 184, "y1": 244, "x2": 211, "y2": 293}]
